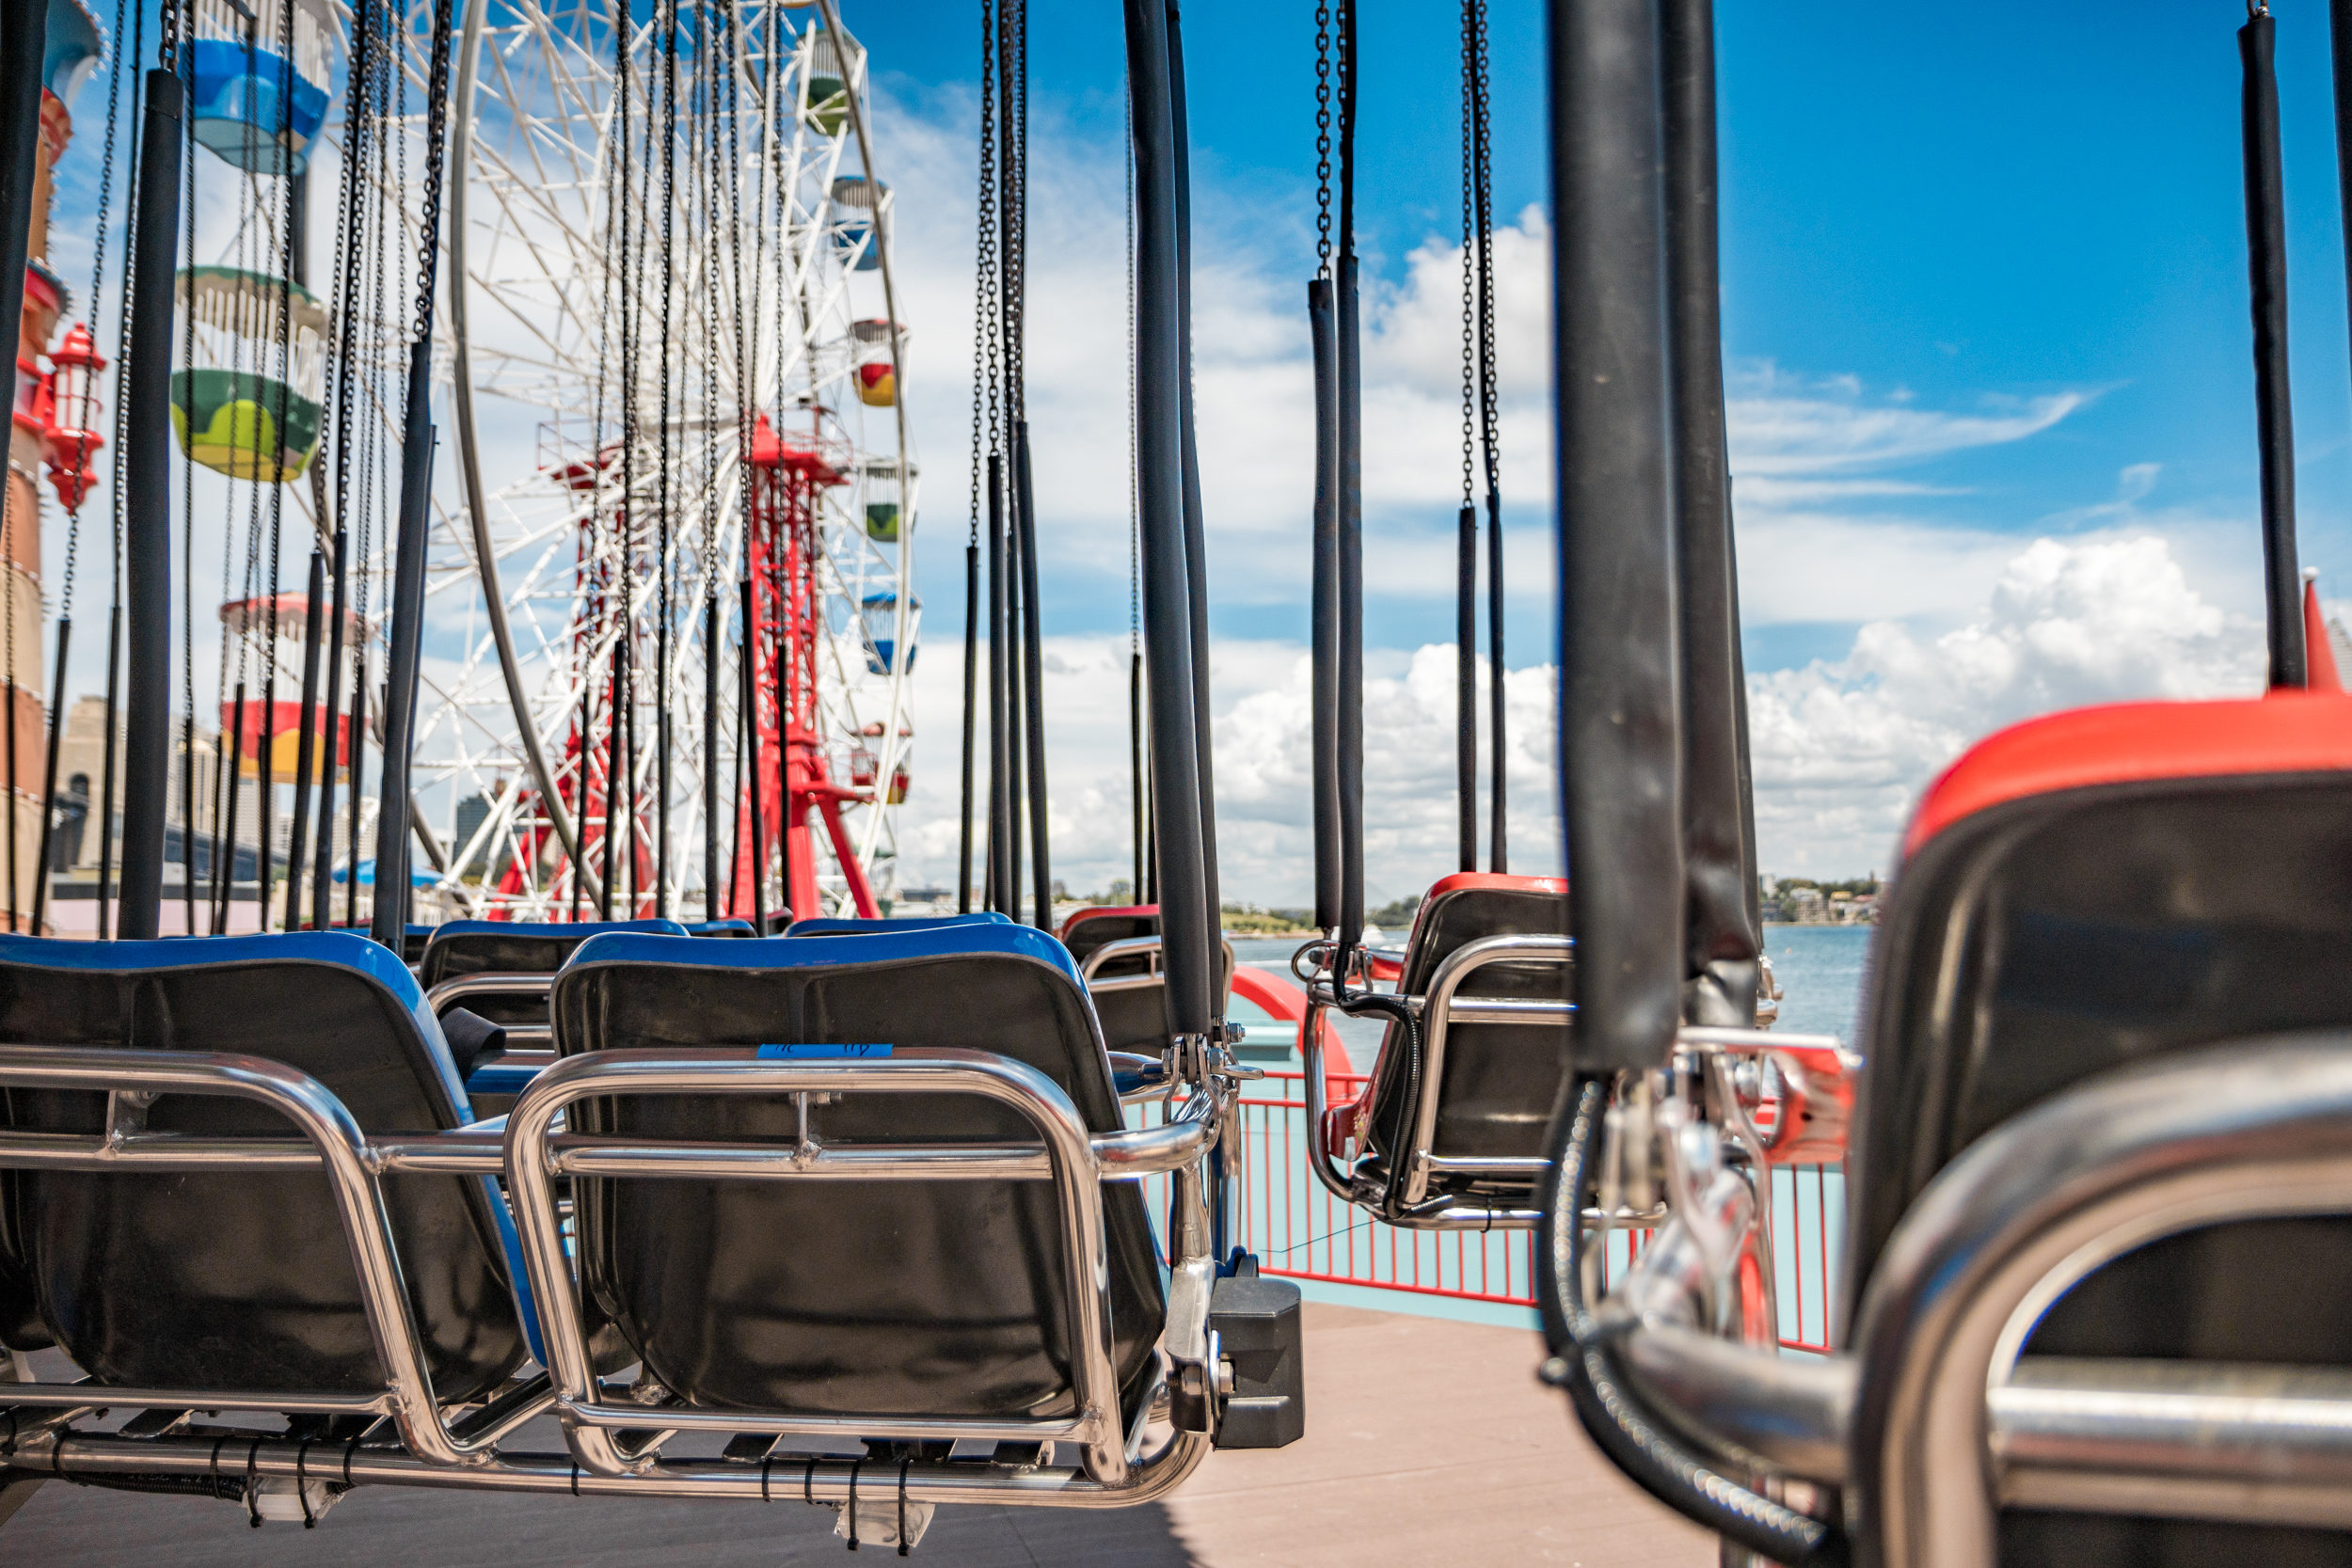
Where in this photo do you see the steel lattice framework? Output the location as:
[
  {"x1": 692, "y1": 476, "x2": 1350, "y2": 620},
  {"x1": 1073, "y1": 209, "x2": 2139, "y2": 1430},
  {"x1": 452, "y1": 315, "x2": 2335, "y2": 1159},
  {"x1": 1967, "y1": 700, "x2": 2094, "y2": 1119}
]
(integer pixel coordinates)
[{"x1": 341, "y1": 0, "x2": 915, "y2": 920}]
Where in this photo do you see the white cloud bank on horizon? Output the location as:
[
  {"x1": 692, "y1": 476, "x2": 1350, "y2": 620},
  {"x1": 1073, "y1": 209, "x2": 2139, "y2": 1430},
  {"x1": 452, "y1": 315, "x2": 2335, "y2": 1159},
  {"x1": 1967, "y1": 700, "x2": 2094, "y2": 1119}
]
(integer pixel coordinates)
[{"x1": 884, "y1": 534, "x2": 2269, "y2": 902}]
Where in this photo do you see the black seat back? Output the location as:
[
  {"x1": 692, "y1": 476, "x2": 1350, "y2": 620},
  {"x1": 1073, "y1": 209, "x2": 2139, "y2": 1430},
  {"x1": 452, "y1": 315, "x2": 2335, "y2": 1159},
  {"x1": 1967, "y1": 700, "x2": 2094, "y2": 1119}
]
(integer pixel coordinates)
[
  {"x1": 0, "y1": 932, "x2": 526, "y2": 1401},
  {"x1": 550, "y1": 925, "x2": 1167, "y2": 1422},
  {"x1": 1059, "y1": 906, "x2": 1234, "y2": 1053},
  {"x1": 1360, "y1": 875, "x2": 1572, "y2": 1201},
  {"x1": 1848, "y1": 698, "x2": 2352, "y2": 1562},
  {"x1": 420, "y1": 918, "x2": 689, "y2": 1025}
]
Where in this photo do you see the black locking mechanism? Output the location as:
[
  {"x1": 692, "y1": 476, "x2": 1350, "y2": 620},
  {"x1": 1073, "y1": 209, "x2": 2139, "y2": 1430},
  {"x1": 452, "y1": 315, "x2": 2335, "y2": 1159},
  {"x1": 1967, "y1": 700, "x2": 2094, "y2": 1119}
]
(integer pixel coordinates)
[{"x1": 1206, "y1": 1257, "x2": 1305, "y2": 1449}]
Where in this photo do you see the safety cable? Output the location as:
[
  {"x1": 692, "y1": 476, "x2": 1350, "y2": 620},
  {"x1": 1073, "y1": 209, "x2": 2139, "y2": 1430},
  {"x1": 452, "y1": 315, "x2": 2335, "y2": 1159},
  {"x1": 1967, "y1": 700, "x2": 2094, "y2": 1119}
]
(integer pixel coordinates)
[{"x1": 1537, "y1": 1078, "x2": 1847, "y2": 1564}]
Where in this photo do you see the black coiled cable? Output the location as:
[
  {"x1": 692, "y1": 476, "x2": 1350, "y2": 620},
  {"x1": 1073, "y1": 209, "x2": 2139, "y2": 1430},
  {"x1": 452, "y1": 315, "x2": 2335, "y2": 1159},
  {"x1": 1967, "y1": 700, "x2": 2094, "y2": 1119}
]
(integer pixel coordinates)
[{"x1": 1535, "y1": 1078, "x2": 1847, "y2": 1566}]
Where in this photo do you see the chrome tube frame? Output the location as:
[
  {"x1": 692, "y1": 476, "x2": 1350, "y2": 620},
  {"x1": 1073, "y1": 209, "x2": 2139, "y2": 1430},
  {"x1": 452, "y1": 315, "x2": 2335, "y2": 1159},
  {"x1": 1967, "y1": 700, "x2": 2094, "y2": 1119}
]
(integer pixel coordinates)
[
  {"x1": 0, "y1": 1041, "x2": 1222, "y2": 1511},
  {"x1": 503, "y1": 1047, "x2": 1220, "y2": 1488},
  {"x1": 0, "y1": 1045, "x2": 517, "y2": 1468},
  {"x1": 423, "y1": 972, "x2": 556, "y2": 1053},
  {"x1": 1080, "y1": 934, "x2": 1166, "y2": 993},
  {"x1": 1297, "y1": 934, "x2": 1573, "y2": 1227},
  {"x1": 1854, "y1": 1035, "x2": 2352, "y2": 1567},
  {"x1": 1584, "y1": 1036, "x2": 2352, "y2": 1564}
]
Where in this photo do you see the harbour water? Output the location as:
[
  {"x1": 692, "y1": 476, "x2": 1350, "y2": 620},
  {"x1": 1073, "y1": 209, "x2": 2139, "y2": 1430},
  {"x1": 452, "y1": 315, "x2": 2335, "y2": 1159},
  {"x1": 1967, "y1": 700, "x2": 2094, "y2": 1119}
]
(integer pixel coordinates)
[{"x1": 1228, "y1": 924, "x2": 1875, "y2": 1051}]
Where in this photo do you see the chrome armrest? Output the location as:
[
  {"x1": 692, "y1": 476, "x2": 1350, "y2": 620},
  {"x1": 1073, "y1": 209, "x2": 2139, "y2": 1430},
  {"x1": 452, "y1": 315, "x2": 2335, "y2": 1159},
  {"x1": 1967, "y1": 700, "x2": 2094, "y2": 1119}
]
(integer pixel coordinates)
[
  {"x1": 1401, "y1": 934, "x2": 1574, "y2": 1208},
  {"x1": 424, "y1": 972, "x2": 555, "y2": 1013},
  {"x1": 503, "y1": 1045, "x2": 1218, "y2": 1490},
  {"x1": 0, "y1": 1043, "x2": 513, "y2": 1468},
  {"x1": 1080, "y1": 935, "x2": 1164, "y2": 986}
]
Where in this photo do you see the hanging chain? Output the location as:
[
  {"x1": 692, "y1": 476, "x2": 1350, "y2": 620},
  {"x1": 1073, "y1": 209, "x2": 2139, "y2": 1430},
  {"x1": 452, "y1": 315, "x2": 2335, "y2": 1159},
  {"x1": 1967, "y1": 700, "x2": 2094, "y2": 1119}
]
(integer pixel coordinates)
[
  {"x1": 970, "y1": 0, "x2": 999, "y2": 545},
  {"x1": 158, "y1": 0, "x2": 179, "y2": 71},
  {"x1": 1002, "y1": 0, "x2": 1026, "y2": 425},
  {"x1": 1459, "y1": 0, "x2": 1475, "y2": 514},
  {"x1": 1314, "y1": 0, "x2": 1331, "y2": 273},
  {"x1": 1472, "y1": 0, "x2": 1499, "y2": 503},
  {"x1": 58, "y1": 0, "x2": 136, "y2": 619},
  {"x1": 414, "y1": 0, "x2": 459, "y2": 346}
]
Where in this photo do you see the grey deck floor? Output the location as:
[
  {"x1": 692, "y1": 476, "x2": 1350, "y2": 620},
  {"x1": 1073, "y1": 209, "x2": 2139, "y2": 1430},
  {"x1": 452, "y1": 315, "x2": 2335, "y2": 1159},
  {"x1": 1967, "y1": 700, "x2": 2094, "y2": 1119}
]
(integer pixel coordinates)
[{"x1": 8, "y1": 1303, "x2": 1712, "y2": 1567}]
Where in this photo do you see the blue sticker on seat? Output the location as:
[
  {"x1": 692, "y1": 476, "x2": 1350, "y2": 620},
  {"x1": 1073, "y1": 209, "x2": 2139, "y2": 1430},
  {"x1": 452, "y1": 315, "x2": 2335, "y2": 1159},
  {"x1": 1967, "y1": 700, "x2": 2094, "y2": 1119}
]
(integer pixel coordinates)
[{"x1": 756, "y1": 1042, "x2": 893, "y2": 1058}]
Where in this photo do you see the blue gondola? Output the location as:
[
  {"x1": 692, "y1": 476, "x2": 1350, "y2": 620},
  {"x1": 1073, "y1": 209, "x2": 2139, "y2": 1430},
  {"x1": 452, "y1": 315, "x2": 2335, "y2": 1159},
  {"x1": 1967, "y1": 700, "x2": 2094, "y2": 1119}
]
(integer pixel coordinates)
[
  {"x1": 857, "y1": 589, "x2": 918, "y2": 674},
  {"x1": 187, "y1": 0, "x2": 332, "y2": 176},
  {"x1": 830, "y1": 175, "x2": 886, "y2": 271}
]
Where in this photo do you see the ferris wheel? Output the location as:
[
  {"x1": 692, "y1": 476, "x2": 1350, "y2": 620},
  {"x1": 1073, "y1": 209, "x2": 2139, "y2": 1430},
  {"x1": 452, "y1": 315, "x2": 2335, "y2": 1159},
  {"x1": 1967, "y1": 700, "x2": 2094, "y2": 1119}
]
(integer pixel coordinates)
[{"x1": 343, "y1": 0, "x2": 916, "y2": 922}]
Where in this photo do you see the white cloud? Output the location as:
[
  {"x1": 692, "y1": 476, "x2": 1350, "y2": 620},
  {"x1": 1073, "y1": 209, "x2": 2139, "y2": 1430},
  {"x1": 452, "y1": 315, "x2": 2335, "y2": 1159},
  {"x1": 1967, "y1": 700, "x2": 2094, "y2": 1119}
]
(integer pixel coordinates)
[
  {"x1": 1747, "y1": 534, "x2": 2265, "y2": 876},
  {"x1": 889, "y1": 632, "x2": 1559, "y2": 909}
]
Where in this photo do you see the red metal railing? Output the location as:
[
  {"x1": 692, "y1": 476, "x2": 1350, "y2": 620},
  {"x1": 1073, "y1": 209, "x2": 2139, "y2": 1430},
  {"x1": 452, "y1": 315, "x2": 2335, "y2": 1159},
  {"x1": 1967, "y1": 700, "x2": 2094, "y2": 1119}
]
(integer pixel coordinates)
[{"x1": 1204, "y1": 1069, "x2": 1843, "y2": 1354}]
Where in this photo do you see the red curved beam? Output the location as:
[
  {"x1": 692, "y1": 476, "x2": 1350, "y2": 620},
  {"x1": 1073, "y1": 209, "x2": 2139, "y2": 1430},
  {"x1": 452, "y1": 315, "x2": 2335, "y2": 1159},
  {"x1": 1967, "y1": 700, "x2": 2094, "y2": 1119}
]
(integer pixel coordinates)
[{"x1": 1230, "y1": 964, "x2": 1354, "y2": 1077}]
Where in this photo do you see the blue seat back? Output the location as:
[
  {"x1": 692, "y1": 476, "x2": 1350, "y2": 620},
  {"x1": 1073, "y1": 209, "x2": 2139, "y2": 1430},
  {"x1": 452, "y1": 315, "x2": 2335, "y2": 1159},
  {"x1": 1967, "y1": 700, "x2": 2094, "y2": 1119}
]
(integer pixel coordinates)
[
  {"x1": 548, "y1": 924, "x2": 1165, "y2": 1424},
  {"x1": 0, "y1": 932, "x2": 527, "y2": 1399}
]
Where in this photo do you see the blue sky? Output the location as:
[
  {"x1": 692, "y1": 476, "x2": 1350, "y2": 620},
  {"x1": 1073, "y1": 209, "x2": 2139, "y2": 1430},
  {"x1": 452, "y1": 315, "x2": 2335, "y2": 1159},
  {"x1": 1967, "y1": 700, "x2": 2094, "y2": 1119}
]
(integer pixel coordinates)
[{"x1": 839, "y1": 0, "x2": 2352, "y2": 659}]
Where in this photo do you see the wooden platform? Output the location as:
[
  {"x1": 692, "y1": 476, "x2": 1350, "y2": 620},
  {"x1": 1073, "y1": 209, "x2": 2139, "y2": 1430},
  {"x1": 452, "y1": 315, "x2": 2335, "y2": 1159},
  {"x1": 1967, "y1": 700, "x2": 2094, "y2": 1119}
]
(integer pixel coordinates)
[{"x1": 6, "y1": 1303, "x2": 1714, "y2": 1566}]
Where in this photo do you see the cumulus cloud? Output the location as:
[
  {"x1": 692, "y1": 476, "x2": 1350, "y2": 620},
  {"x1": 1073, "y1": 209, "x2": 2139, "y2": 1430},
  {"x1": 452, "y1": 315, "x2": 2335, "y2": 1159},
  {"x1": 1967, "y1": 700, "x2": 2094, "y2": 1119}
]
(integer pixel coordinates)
[
  {"x1": 892, "y1": 532, "x2": 2263, "y2": 900},
  {"x1": 1748, "y1": 534, "x2": 2265, "y2": 875},
  {"x1": 890, "y1": 633, "x2": 1559, "y2": 908}
]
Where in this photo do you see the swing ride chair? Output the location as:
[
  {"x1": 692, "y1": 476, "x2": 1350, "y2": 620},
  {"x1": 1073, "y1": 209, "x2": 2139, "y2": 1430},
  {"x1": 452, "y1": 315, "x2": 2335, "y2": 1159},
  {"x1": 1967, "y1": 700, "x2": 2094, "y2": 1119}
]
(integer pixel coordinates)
[
  {"x1": 0, "y1": 920, "x2": 1282, "y2": 1528},
  {"x1": 1550, "y1": 694, "x2": 2352, "y2": 1565},
  {"x1": 1058, "y1": 905, "x2": 1235, "y2": 1063},
  {"x1": 1292, "y1": 875, "x2": 1577, "y2": 1230},
  {"x1": 417, "y1": 919, "x2": 695, "y2": 1111}
]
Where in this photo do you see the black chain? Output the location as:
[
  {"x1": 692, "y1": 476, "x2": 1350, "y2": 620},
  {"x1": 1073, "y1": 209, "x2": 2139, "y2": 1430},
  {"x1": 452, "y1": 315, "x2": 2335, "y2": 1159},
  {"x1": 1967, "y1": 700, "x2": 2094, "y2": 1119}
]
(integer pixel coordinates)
[
  {"x1": 414, "y1": 0, "x2": 457, "y2": 346},
  {"x1": 1471, "y1": 0, "x2": 1498, "y2": 503},
  {"x1": 970, "y1": 0, "x2": 998, "y2": 544},
  {"x1": 1459, "y1": 0, "x2": 1475, "y2": 513},
  {"x1": 158, "y1": 0, "x2": 179, "y2": 71},
  {"x1": 329, "y1": 0, "x2": 376, "y2": 575},
  {"x1": 1001, "y1": 0, "x2": 1026, "y2": 424},
  {"x1": 1335, "y1": 0, "x2": 1355, "y2": 259},
  {"x1": 1314, "y1": 0, "x2": 1331, "y2": 272}
]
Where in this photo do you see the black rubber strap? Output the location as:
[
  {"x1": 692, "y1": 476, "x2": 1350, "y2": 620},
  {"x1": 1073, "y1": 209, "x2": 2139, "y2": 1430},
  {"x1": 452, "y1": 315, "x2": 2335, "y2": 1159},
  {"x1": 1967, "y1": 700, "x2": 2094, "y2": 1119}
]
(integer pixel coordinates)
[
  {"x1": 898, "y1": 1456, "x2": 912, "y2": 1556},
  {"x1": 294, "y1": 1437, "x2": 317, "y2": 1528},
  {"x1": 759, "y1": 1451, "x2": 773, "y2": 1502},
  {"x1": 847, "y1": 1458, "x2": 862, "y2": 1550},
  {"x1": 243, "y1": 1437, "x2": 263, "y2": 1528},
  {"x1": 803, "y1": 1455, "x2": 818, "y2": 1506}
]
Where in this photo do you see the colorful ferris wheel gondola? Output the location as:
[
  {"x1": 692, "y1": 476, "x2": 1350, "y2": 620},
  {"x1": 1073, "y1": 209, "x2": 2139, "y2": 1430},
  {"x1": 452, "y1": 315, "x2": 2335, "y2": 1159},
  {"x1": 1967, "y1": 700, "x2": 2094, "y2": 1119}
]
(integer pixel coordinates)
[
  {"x1": 167, "y1": 265, "x2": 326, "y2": 483},
  {"x1": 186, "y1": 0, "x2": 334, "y2": 176}
]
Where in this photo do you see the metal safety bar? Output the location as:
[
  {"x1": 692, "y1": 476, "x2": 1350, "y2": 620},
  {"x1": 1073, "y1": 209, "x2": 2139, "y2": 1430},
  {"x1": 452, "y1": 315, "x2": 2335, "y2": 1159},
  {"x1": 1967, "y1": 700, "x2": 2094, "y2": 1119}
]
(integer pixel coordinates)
[
  {"x1": 1297, "y1": 933, "x2": 1573, "y2": 1229},
  {"x1": 0, "y1": 1040, "x2": 1222, "y2": 1512},
  {"x1": 502, "y1": 1047, "x2": 1220, "y2": 1488},
  {"x1": 1080, "y1": 934, "x2": 1166, "y2": 994},
  {"x1": 422, "y1": 972, "x2": 556, "y2": 1052},
  {"x1": 0, "y1": 1045, "x2": 522, "y2": 1468},
  {"x1": 1595, "y1": 1035, "x2": 2352, "y2": 1565}
]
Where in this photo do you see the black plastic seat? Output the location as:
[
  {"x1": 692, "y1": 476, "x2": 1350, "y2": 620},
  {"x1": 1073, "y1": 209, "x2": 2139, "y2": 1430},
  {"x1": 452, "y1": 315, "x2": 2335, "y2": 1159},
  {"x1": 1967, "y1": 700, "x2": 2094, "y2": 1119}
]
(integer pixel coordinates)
[
  {"x1": 418, "y1": 918, "x2": 689, "y2": 1026},
  {"x1": 0, "y1": 931, "x2": 528, "y2": 1401},
  {"x1": 1057, "y1": 904, "x2": 1234, "y2": 1054},
  {"x1": 548, "y1": 924, "x2": 1168, "y2": 1423},
  {"x1": 1848, "y1": 694, "x2": 2352, "y2": 1562},
  {"x1": 1352, "y1": 873, "x2": 1572, "y2": 1212}
]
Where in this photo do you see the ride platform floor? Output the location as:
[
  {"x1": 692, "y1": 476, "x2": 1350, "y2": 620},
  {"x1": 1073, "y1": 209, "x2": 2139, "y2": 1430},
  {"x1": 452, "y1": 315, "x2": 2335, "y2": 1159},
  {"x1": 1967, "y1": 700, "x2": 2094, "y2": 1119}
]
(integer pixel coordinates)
[{"x1": 9, "y1": 1303, "x2": 1713, "y2": 1566}]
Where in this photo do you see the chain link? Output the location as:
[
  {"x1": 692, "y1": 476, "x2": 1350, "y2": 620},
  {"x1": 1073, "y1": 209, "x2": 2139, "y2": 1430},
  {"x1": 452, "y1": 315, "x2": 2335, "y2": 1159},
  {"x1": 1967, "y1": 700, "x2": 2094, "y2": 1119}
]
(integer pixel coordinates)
[
  {"x1": 1459, "y1": 0, "x2": 1475, "y2": 512},
  {"x1": 1473, "y1": 0, "x2": 1499, "y2": 501},
  {"x1": 1314, "y1": 1, "x2": 1331, "y2": 271},
  {"x1": 413, "y1": 0, "x2": 458, "y2": 346},
  {"x1": 970, "y1": 0, "x2": 998, "y2": 546}
]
